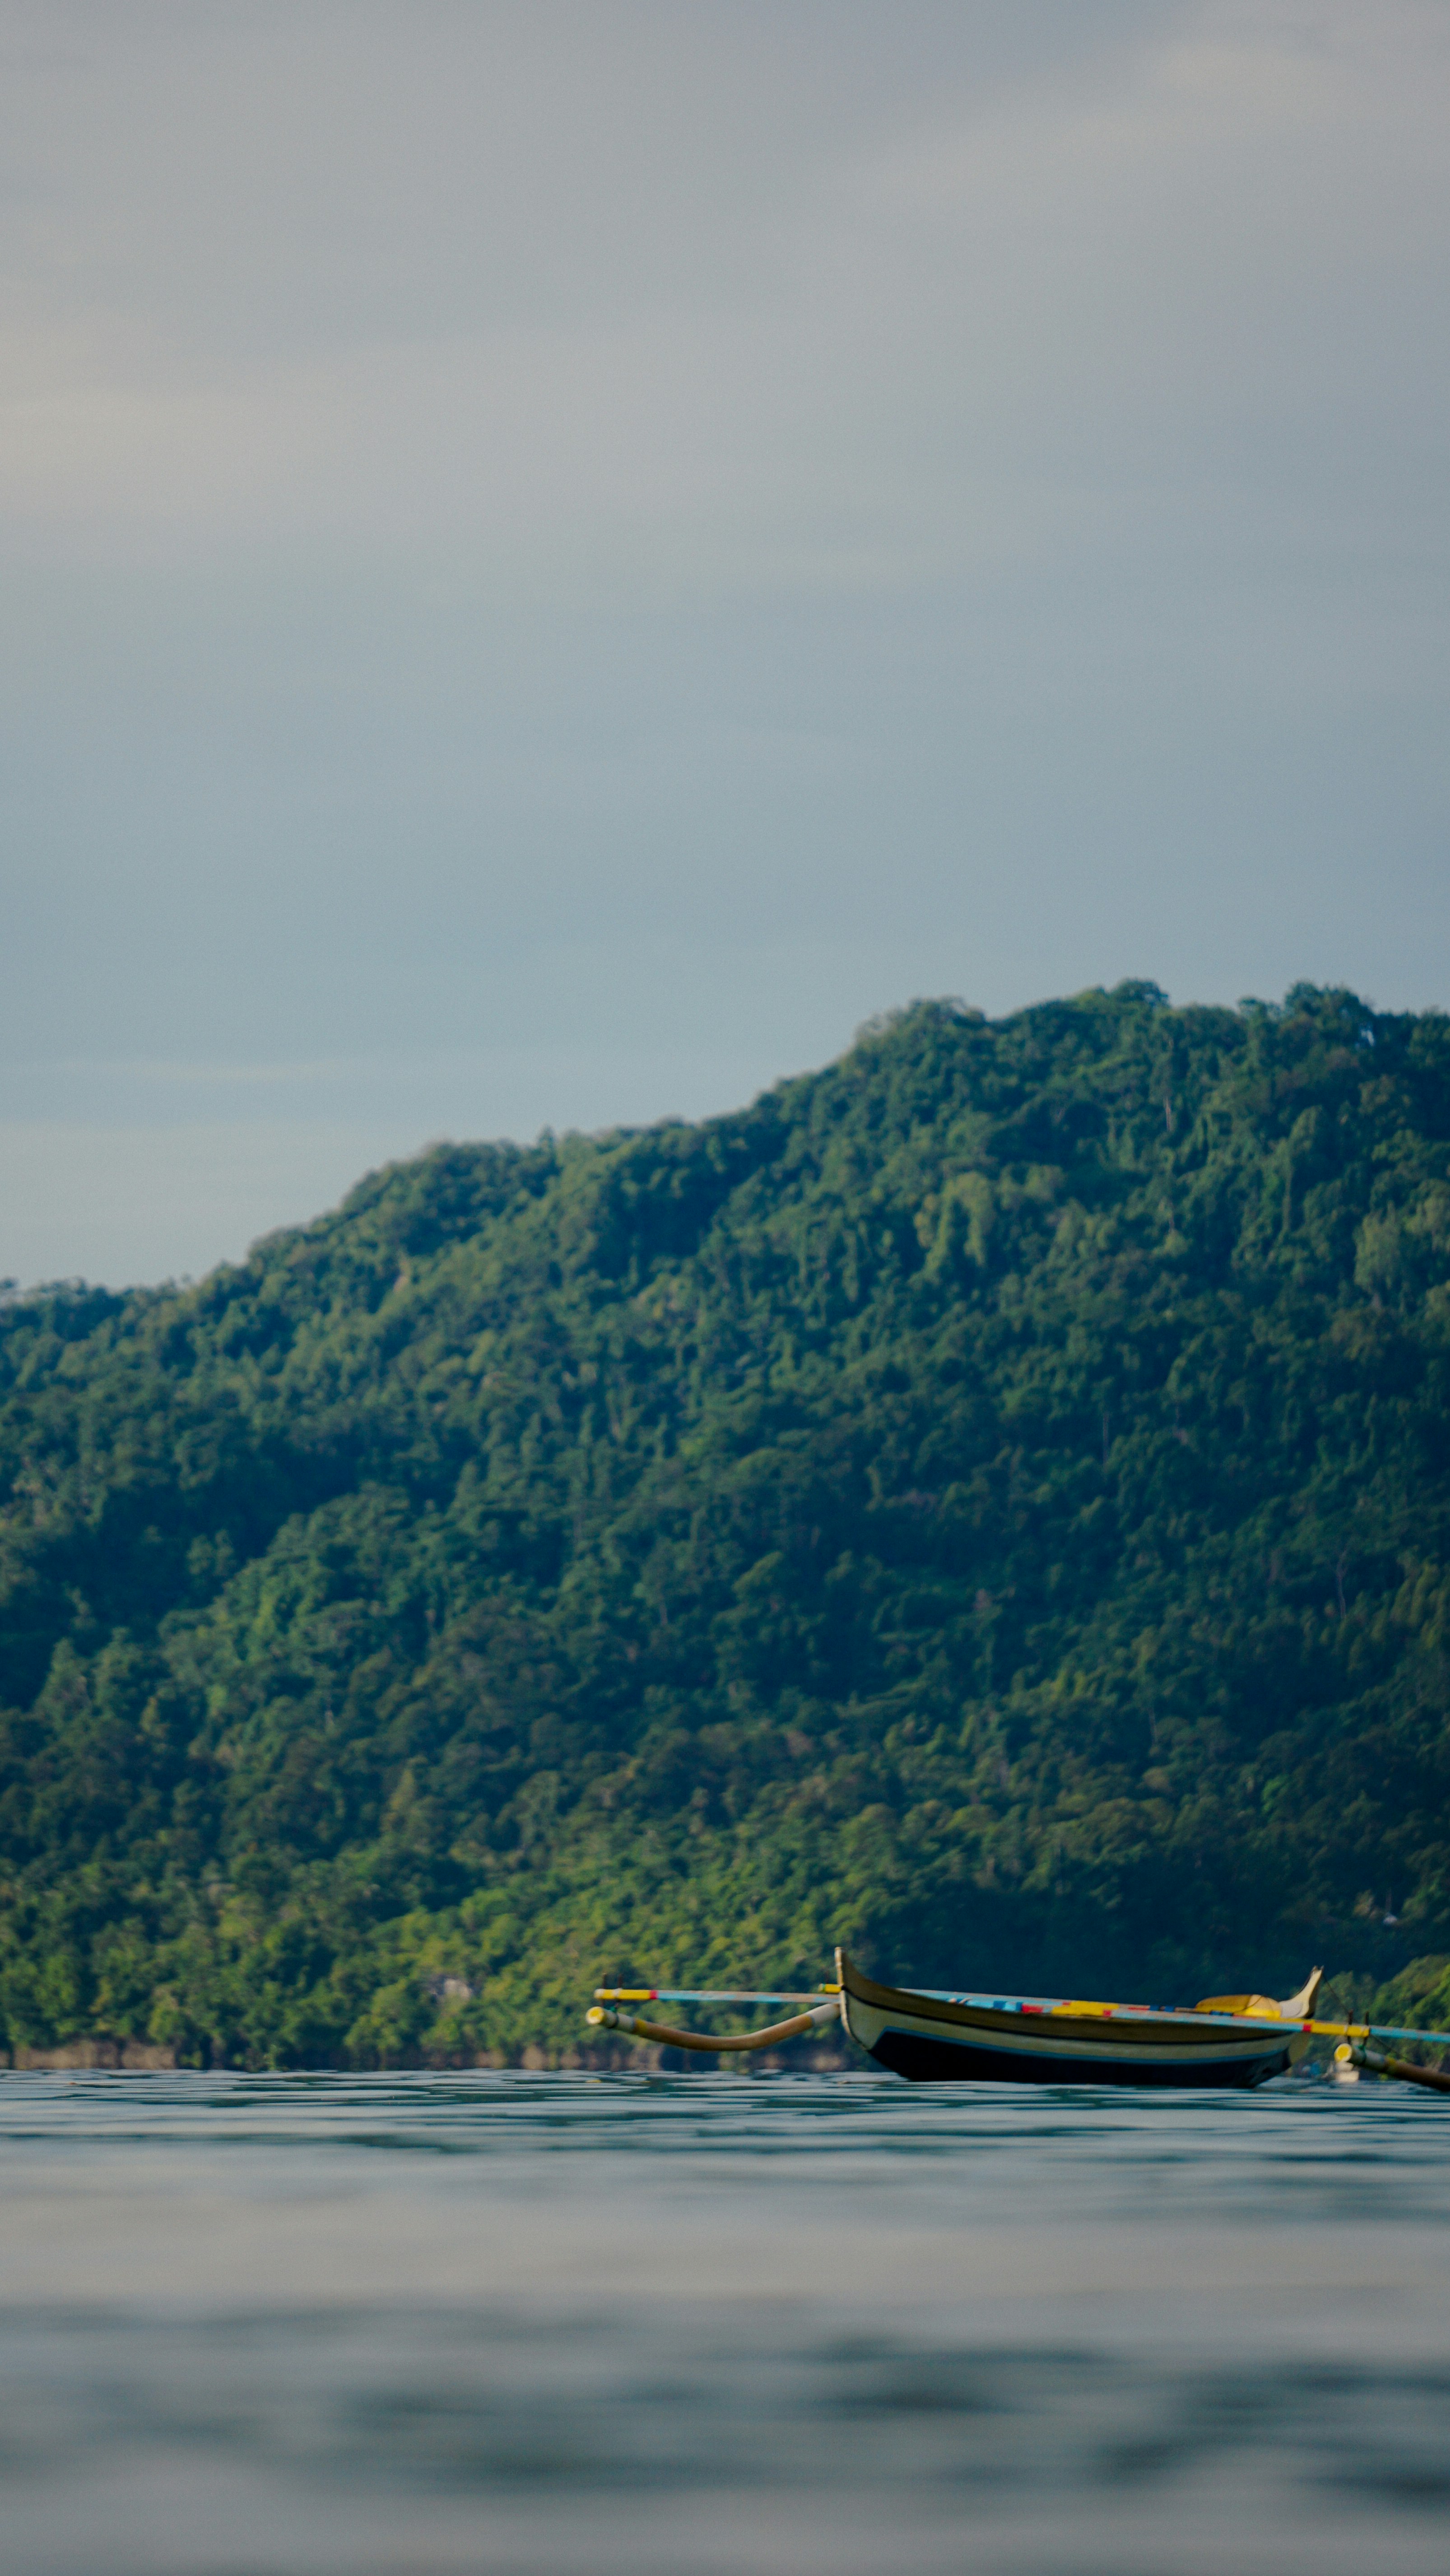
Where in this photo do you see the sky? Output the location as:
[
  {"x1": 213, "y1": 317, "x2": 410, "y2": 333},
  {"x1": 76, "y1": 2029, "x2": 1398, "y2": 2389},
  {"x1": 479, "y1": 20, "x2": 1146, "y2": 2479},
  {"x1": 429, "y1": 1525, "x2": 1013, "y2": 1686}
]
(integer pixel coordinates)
[{"x1": 2, "y1": 0, "x2": 1447, "y2": 1288}]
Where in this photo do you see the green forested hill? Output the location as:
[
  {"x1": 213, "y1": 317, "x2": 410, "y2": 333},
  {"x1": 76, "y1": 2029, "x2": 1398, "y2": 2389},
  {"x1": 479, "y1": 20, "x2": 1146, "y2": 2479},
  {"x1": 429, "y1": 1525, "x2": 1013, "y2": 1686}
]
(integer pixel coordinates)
[{"x1": 4, "y1": 981, "x2": 1450, "y2": 2066}]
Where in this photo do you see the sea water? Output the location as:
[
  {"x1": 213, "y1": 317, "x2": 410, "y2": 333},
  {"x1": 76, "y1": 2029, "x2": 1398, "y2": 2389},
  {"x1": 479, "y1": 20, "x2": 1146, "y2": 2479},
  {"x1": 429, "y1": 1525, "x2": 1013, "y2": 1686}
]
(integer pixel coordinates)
[{"x1": 0, "y1": 2068, "x2": 1446, "y2": 2575}]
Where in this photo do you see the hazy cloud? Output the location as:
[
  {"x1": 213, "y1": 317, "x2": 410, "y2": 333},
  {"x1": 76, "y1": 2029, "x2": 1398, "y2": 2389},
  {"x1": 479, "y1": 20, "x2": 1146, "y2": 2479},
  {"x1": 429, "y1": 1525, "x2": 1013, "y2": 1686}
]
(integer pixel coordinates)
[{"x1": 1, "y1": 1, "x2": 1446, "y2": 1279}]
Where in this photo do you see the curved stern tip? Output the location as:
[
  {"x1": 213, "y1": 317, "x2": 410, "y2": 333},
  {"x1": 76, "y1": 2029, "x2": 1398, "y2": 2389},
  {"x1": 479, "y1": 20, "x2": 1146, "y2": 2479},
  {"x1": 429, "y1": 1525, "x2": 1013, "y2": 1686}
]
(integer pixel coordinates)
[
  {"x1": 1278, "y1": 1967, "x2": 1324, "y2": 2020},
  {"x1": 1195, "y1": 1968, "x2": 1325, "y2": 2021}
]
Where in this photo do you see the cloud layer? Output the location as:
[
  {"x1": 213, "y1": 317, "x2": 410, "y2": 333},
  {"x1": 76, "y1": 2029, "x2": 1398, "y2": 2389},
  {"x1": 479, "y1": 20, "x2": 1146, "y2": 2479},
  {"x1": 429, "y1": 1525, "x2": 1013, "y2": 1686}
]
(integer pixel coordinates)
[{"x1": 2, "y1": 1, "x2": 1447, "y2": 1280}]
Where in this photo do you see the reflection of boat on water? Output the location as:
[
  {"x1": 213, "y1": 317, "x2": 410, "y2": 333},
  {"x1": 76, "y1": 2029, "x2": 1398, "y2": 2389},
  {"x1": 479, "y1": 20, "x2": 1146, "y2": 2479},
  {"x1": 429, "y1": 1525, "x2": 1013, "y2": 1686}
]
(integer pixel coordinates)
[{"x1": 835, "y1": 1949, "x2": 1321, "y2": 2088}]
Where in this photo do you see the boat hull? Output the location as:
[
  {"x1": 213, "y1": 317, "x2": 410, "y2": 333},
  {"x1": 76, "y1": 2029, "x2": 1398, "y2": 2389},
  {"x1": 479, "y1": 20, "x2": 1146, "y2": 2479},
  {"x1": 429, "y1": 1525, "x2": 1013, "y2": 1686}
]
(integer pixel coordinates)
[{"x1": 837, "y1": 1953, "x2": 1307, "y2": 2089}]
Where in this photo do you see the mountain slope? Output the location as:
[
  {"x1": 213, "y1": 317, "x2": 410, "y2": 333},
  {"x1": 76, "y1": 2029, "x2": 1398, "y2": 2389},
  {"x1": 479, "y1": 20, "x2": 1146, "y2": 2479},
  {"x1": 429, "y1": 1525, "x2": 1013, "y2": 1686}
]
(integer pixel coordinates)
[{"x1": 2, "y1": 981, "x2": 1449, "y2": 2065}]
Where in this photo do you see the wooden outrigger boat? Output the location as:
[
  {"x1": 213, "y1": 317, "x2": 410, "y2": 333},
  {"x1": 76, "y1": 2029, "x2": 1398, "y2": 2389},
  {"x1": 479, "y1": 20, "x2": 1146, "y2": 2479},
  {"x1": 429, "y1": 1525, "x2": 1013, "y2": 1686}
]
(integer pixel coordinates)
[
  {"x1": 586, "y1": 1946, "x2": 1450, "y2": 2093},
  {"x1": 834, "y1": 1951, "x2": 1322, "y2": 2088}
]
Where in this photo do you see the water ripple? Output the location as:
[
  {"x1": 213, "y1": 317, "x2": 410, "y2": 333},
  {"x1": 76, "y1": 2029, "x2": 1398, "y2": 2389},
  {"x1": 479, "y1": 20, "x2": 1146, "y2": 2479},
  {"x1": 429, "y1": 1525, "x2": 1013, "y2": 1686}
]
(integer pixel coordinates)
[{"x1": 1, "y1": 2069, "x2": 1446, "y2": 2572}]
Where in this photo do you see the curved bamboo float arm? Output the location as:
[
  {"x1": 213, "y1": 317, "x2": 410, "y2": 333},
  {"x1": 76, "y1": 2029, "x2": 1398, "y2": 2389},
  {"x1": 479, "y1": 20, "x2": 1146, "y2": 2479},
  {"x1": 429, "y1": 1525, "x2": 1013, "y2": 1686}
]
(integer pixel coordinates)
[
  {"x1": 586, "y1": 1998, "x2": 841, "y2": 2053},
  {"x1": 1348, "y1": 2042, "x2": 1450, "y2": 2095}
]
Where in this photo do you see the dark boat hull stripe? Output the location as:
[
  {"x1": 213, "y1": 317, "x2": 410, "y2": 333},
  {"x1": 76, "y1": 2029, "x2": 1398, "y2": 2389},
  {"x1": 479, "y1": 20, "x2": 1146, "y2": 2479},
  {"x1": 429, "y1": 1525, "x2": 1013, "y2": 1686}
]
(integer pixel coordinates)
[{"x1": 869, "y1": 2027, "x2": 1292, "y2": 2087}]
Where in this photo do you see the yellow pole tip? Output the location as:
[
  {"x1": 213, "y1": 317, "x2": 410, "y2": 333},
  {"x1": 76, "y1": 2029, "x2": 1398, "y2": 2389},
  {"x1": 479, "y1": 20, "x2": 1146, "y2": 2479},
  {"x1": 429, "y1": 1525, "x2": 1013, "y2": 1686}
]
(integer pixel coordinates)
[{"x1": 585, "y1": 2006, "x2": 606, "y2": 2025}]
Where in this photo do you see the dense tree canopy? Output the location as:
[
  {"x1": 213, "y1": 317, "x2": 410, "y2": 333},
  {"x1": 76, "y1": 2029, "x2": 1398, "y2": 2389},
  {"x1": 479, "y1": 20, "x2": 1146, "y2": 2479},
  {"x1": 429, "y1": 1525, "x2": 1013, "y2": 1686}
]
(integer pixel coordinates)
[{"x1": 2, "y1": 981, "x2": 1450, "y2": 2066}]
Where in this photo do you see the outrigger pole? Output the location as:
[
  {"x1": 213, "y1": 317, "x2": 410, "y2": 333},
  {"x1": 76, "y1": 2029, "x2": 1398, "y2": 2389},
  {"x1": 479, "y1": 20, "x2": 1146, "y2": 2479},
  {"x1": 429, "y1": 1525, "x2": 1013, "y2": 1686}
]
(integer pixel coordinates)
[
  {"x1": 586, "y1": 2000, "x2": 840, "y2": 2052},
  {"x1": 592, "y1": 1987, "x2": 840, "y2": 2005},
  {"x1": 1290, "y1": 2016, "x2": 1450, "y2": 2089},
  {"x1": 588, "y1": 1985, "x2": 843, "y2": 2057},
  {"x1": 1337, "y1": 2041, "x2": 1450, "y2": 2094}
]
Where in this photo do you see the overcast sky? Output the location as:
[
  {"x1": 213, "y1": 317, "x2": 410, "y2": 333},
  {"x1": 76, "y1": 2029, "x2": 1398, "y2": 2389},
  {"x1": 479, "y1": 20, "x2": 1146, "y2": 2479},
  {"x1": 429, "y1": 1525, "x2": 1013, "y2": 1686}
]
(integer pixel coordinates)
[{"x1": 3, "y1": 0, "x2": 1447, "y2": 1286}]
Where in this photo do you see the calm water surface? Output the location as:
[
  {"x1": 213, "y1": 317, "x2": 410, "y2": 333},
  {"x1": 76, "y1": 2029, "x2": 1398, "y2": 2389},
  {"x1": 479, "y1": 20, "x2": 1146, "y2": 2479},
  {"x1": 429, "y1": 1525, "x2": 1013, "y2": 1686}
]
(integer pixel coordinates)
[{"x1": 1, "y1": 2066, "x2": 1447, "y2": 2573}]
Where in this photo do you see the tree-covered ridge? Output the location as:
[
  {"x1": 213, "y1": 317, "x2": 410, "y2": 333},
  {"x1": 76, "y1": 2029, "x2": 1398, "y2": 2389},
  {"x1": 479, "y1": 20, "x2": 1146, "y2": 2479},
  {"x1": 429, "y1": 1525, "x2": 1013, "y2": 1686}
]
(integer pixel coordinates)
[{"x1": 1, "y1": 980, "x2": 1449, "y2": 2065}]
